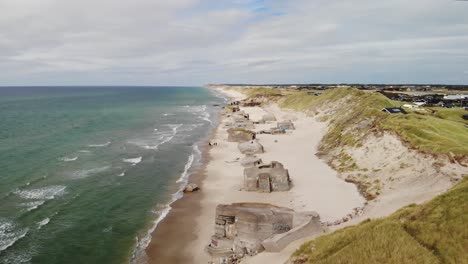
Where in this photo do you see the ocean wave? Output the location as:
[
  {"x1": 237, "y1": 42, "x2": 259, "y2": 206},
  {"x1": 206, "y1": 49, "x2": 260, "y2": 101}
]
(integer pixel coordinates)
[
  {"x1": 123, "y1": 157, "x2": 142, "y2": 165},
  {"x1": 129, "y1": 124, "x2": 181, "y2": 151},
  {"x1": 70, "y1": 166, "x2": 110, "y2": 180},
  {"x1": 117, "y1": 171, "x2": 126, "y2": 177},
  {"x1": 14, "y1": 185, "x2": 66, "y2": 200},
  {"x1": 87, "y1": 141, "x2": 111, "y2": 147},
  {"x1": 143, "y1": 145, "x2": 159, "y2": 150},
  {"x1": 0, "y1": 219, "x2": 29, "y2": 253},
  {"x1": 37, "y1": 218, "x2": 50, "y2": 230},
  {"x1": 158, "y1": 124, "x2": 182, "y2": 146},
  {"x1": 59, "y1": 156, "x2": 78, "y2": 162},
  {"x1": 131, "y1": 205, "x2": 172, "y2": 263},
  {"x1": 20, "y1": 200, "x2": 45, "y2": 212},
  {"x1": 131, "y1": 143, "x2": 202, "y2": 262},
  {"x1": 78, "y1": 150, "x2": 91, "y2": 153},
  {"x1": 176, "y1": 154, "x2": 194, "y2": 183},
  {"x1": 191, "y1": 105, "x2": 213, "y2": 125}
]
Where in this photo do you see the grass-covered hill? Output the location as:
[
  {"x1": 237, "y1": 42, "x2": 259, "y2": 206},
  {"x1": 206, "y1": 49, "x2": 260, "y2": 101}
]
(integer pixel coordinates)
[
  {"x1": 235, "y1": 87, "x2": 468, "y2": 158},
  {"x1": 290, "y1": 177, "x2": 468, "y2": 264}
]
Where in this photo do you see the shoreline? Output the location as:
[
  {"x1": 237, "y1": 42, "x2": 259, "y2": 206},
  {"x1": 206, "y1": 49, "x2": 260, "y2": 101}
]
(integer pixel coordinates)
[
  {"x1": 144, "y1": 87, "x2": 365, "y2": 264},
  {"x1": 142, "y1": 96, "x2": 225, "y2": 263}
]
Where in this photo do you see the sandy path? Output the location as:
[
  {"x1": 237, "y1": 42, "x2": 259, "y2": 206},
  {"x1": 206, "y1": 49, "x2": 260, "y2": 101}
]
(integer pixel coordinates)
[{"x1": 185, "y1": 89, "x2": 364, "y2": 263}]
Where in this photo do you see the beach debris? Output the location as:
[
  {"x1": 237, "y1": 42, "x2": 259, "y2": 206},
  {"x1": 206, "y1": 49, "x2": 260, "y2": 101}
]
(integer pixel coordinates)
[
  {"x1": 238, "y1": 140, "x2": 264, "y2": 155},
  {"x1": 183, "y1": 183, "x2": 200, "y2": 193}
]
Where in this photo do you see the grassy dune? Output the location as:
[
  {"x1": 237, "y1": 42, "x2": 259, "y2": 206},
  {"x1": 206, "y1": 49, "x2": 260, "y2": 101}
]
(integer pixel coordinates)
[
  {"x1": 291, "y1": 177, "x2": 468, "y2": 264},
  {"x1": 232, "y1": 87, "x2": 467, "y2": 263},
  {"x1": 235, "y1": 87, "x2": 468, "y2": 157}
]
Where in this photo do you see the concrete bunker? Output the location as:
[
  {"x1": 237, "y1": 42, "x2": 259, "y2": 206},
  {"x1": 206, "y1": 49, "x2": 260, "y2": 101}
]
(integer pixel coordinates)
[
  {"x1": 206, "y1": 203, "x2": 322, "y2": 262},
  {"x1": 243, "y1": 161, "x2": 291, "y2": 192}
]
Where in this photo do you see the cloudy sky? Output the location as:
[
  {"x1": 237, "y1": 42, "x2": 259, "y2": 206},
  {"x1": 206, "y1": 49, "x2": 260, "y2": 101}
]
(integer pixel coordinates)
[{"x1": 1, "y1": 0, "x2": 467, "y2": 85}]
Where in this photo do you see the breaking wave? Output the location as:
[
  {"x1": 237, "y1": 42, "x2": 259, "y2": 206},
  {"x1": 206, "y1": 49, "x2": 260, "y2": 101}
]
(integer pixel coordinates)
[
  {"x1": 14, "y1": 185, "x2": 66, "y2": 200},
  {"x1": 131, "y1": 143, "x2": 202, "y2": 263},
  {"x1": 20, "y1": 200, "x2": 45, "y2": 212},
  {"x1": 37, "y1": 218, "x2": 50, "y2": 230},
  {"x1": 176, "y1": 154, "x2": 194, "y2": 183},
  {"x1": 0, "y1": 219, "x2": 29, "y2": 253},
  {"x1": 123, "y1": 157, "x2": 142, "y2": 165},
  {"x1": 87, "y1": 142, "x2": 111, "y2": 148},
  {"x1": 191, "y1": 105, "x2": 212, "y2": 124},
  {"x1": 59, "y1": 156, "x2": 78, "y2": 162},
  {"x1": 70, "y1": 166, "x2": 110, "y2": 180}
]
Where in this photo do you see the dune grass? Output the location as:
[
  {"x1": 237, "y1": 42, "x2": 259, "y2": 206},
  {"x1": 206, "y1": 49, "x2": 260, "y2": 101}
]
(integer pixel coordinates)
[
  {"x1": 292, "y1": 177, "x2": 468, "y2": 264},
  {"x1": 236, "y1": 87, "x2": 468, "y2": 156}
]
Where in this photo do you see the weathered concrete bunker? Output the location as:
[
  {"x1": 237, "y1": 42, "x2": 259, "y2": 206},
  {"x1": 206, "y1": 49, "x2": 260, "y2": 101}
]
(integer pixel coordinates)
[
  {"x1": 244, "y1": 161, "x2": 291, "y2": 192},
  {"x1": 206, "y1": 203, "x2": 322, "y2": 263},
  {"x1": 227, "y1": 128, "x2": 256, "y2": 143}
]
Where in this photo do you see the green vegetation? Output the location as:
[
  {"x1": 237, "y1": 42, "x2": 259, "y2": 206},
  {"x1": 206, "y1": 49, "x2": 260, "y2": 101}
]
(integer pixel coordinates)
[
  {"x1": 236, "y1": 87, "x2": 468, "y2": 156},
  {"x1": 291, "y1": 178, "x2": 468, "y2": 264}
]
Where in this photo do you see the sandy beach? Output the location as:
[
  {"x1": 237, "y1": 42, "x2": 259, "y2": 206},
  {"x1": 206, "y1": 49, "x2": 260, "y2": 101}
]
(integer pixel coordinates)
[{"x1": 145, "y1": 88, "x2": 365, "y2": 263}]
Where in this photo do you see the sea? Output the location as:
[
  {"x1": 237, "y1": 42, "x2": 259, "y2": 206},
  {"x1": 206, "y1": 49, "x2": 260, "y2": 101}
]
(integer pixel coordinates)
[{"x1": 0, "y1": 86, "x2": 227, "y2": 264}]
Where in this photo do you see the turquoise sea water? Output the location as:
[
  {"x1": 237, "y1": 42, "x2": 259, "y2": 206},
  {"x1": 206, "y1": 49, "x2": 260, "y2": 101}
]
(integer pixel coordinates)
[{"x1": 0, "y1": 86, "x2": 225, "y2": 263}]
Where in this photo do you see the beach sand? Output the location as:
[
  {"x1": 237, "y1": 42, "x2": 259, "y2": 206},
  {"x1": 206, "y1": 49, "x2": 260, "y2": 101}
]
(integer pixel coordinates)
[{"x1": 145, "y1": 88, "x2": 364, "y2": 263}]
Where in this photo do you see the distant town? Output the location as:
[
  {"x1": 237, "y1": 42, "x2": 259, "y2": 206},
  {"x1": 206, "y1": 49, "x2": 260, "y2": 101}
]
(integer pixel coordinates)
[
  {"x1": 208, "y1": 83, "x2": 468, "y2": 91},
  {"x1": 208, "y1": 84, "x2": 468, "y2": 108}
]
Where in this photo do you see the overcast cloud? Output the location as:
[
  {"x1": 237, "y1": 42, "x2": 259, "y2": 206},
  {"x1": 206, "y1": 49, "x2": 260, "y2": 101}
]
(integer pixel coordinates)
[{"x1": 0, "y1": 0, "x2": 467, "y2": 85}]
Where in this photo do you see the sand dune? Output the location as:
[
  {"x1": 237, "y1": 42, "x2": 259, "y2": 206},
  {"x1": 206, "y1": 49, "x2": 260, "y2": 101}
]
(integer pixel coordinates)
[{"x1": 184, "y1": 89, "x2": 364, "y2": 262}]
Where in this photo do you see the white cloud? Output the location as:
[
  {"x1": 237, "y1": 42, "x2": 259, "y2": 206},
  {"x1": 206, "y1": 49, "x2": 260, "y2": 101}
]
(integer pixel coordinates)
[{"x1": 0, "y1": 0, "x2": 467, "y2": 85}]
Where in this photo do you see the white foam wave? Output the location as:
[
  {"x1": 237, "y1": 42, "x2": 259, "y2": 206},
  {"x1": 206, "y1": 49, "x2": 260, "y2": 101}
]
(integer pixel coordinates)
[
  {"x1": 176, "y1": 154, "x2": 194, "y2": 183},
  {"x1": 131, "y1": 144, "x2": 202, "y2": 262},
  {"x1": 71, "y1": 166, "x2": 110, "y2": 179},
  {"x1": 59, "y1": 156, "x2": 78, "y2": 162},
  {"x1": 78, "y1": 150, "x2": 91, "y2": 153},
  {"x1": 37, "y1": 218, "x2": 50, "y2": 230},
  {"x1": 158, "y1": 124, "x2": 182, "y2": 146},
  {"x1": 87, "y1": 141, "x2": 111, "y2": 147},
  {"x1": 131, "y1": 205, "x2": 172, "y2": 263},
  {"x1": 191, "y1": 105, "x2": 213, "y2": 124},
  {"x1": 117, "y1": 172, "x2": 126, "y2": 177},
  {"x1": 123, "y1": 157, "x2": 142, "y2": 165},
  {"x1": 14, "y1": 185, "x2": 66, "y2": 200},
  {"x1": 20, "y1": 200, "x2": 45, "y2": 211},
  {"x1": 144, "y1": 145, "x2": 159, "y2": 150},
  {"x1": 0, "y1": 219, "x2": 29, "y2": 253}
]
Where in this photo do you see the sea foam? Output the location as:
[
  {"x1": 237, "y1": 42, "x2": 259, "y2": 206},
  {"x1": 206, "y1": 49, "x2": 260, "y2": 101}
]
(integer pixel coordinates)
[
  {"x1": 0, "y1": 219, "x2": 29, "y2": 253},
  {"x1": 59, "y1": 156, "x2": 78, "y2": 162},
  {"x1": 20, "y1": 200, "x2": 46, "y2": 212},
  {"x1": 71, "y1": 166, "x2": 110, "y2": 180},
  {"x1": 123, "y1": 157, "x2": 142, "y2": 165},
  {"x1": 176, "y1": 154, "x2": 194, "y2": 183},
  {"x1": 87, "y1": 141, "x2": 111, "y2": 147},
  {"x1": 37, "y1": 218, "x2": 50, "y2": 230},
  {"x1": 14, "y1": 185, "x2": 66, "y2": 200}
]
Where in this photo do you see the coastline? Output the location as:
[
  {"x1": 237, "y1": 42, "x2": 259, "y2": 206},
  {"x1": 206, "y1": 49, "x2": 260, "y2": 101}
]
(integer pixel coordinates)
[
  {"x1": 142, "y1": 94, "x2": 225, "y2": 263},
  {"x1": 144, "y1": 87, "x2": 365, "y2": 263}
]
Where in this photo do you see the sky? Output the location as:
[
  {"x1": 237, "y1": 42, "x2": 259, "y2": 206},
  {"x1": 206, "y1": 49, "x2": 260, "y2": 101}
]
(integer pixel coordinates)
[{"x1": 0, "y1": 0, "x2": 467, "y2": 86}]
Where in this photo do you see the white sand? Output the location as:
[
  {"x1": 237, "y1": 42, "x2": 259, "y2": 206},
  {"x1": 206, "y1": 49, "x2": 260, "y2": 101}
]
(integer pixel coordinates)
[{"x1": 185, "y1": 89, "x2": 364, "y2": 263}]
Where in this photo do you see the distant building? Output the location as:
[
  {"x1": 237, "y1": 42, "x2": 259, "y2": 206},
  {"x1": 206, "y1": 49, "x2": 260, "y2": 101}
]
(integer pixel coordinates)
[{"x1": 443, "y1": 94, "x2": 468, "y2": 100}]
